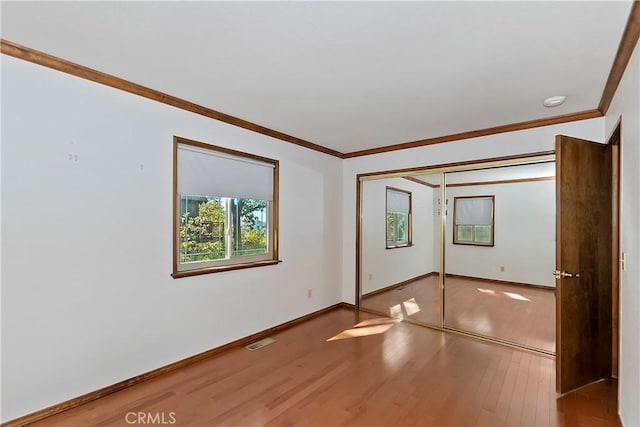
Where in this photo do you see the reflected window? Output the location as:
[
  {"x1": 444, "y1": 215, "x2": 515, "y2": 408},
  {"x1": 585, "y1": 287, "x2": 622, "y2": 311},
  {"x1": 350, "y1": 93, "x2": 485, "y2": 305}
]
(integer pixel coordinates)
[
  {"x1": 453, "y1": 195, "x2": 495, "y2": 246},
  {"x1": 386, "y1": 187, "x2": 412, "y2": 248}
]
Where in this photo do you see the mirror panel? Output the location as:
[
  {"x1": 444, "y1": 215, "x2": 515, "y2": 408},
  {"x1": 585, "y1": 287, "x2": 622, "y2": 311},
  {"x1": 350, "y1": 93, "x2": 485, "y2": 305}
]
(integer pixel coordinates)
[
  {"x1": 360, "y1": 174, "x2": 441, "y2": 327},
  {"x1": 443, "y1": 162, "x2": 556, "y2": 353}
]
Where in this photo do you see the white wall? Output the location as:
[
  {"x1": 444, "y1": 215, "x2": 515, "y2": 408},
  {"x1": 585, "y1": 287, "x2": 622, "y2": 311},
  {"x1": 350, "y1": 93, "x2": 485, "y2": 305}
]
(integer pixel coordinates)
[
  {"x1": 3, "y1": 41, "x2": 636, "y2": 426},
  {"x1": 341, "y1": 118, "x2": 604, "y2": 303},
  {"x1": 605, "y1": 40, "x2": 640, "y2": 427},
  {"x1": 360, "y1": 168, "x2": 555, "y2": 291},
  {"x1": 444, "y1": 179, "x2": 555, "y2": 287},
  {"x1": 0, "y1": 56, "x2": 343, "y2": 421},
  {"x1": 361, "y1": 177, "x2": 435, "y2": 294}
]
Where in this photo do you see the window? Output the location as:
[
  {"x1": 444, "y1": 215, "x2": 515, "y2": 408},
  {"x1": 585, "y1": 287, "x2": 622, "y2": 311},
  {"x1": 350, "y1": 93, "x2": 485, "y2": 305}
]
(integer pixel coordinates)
[
  {"x1": 386, "y1": 187, "x2": 412, "y2": 248},
  {"x1": 173, "y1": 137, "x2": 279, "y2": 277},
  {"x1": 453, "y1": 195, "x2": 494, "y2": 246}
]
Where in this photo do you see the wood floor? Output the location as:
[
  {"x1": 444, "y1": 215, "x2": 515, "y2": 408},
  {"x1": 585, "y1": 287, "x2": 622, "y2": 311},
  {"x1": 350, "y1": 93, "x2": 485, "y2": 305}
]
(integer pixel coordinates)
[
  {"x1": 28, "y1": 307, "x2": 617, "y2": 427},
  {"x1": 362, "y1": 276, "x2": 556, "y2": 353}
]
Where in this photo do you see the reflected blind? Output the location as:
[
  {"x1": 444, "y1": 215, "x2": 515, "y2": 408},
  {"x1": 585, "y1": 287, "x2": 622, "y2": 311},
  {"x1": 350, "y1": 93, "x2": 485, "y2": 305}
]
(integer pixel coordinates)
[
  {"x1": 387, "y1": 188, "x2": 410, "y2": 213},
  {"x1": 455, "y1": 197, "x2": 493, "y2": 224},
  {"x1": 177, "y1": 144, "x2": 275, "y2": 200}
]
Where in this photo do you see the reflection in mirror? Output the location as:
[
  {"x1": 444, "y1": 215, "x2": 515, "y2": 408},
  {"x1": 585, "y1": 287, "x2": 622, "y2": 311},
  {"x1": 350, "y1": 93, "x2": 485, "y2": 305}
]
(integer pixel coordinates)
[
  {"x1": 453, "y1": 195, "x2": 495, "y2": 246},
  {"x1": 360, "y1": 174, "x2": 441, "y2": 326},
  {"x1": 443, "y1": 162, "x2": 556, "y2": 353}
]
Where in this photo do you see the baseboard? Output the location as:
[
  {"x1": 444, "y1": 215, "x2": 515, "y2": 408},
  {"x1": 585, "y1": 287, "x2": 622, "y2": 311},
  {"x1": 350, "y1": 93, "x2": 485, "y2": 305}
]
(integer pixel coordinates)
[
  {"x1": 444, "y1": 273, "x2": 555, "y2": 291},
  {"x1": 1, "y1": 303, "x2": 346, "y2": 427},
  {"x1": 361, "y1": 273, "x2": 553, "y2": 298},
  {"x1": 339, "y1": 302, "x2": 357, "y2": 310},
  {"x1": 362, "y1": 272, "x2": 438, "y2": 298}
]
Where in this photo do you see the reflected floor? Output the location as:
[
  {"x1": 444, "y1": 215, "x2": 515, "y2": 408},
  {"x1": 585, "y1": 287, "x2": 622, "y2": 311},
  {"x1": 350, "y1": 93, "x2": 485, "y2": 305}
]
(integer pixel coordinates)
[
  {"x1": 362, "y1": 276, "x2": 555, "y2": 353},
  {"x1": 362, "y1": 275, "x2": 440, "y2": 326}
]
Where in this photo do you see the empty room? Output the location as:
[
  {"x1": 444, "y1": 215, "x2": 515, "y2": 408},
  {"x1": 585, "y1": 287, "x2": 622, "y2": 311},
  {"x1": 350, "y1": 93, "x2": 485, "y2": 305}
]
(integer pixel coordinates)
[{"x1": 1, "y1": 1, "x2": 639, "y2": 426}]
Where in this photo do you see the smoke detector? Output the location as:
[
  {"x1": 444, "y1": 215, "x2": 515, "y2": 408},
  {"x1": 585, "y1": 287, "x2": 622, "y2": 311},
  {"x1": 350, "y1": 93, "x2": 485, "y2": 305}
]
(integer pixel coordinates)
[{"x1": 543, "y1": 95, "x2": 567, "y2": 107}]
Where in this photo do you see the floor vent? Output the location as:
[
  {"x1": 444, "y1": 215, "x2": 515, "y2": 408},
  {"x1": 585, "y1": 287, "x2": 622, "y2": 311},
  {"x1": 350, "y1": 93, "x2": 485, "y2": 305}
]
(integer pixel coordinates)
[
  {"x1": 245, "y1": 337, "x2": 276, "y2": 351},
  {"x1": 396, "y1": 286, "x2": 405, "y2": 290}
]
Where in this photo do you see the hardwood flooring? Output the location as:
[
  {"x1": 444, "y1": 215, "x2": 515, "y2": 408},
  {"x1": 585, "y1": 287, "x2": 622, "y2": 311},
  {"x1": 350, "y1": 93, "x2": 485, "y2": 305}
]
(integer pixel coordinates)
[
  {"x1": 28, "y1": 307, "x2": 616, "y2": 427},
  {"x1": 362, "y1": 276, "x2": 556, "y2": 353}
]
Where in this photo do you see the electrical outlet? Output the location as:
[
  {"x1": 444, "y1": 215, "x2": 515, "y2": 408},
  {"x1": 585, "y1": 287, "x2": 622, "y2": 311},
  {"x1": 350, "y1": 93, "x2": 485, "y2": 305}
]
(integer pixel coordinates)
[
  {"x1": 368, "y1": 273, "x2": 372, "y2": 280},
  {"x1": 500, "y1": 266, "x2": 505, "y2": 272},
  {"x1": 307, "y1": 289, "x2": 312, "y2": 298}
]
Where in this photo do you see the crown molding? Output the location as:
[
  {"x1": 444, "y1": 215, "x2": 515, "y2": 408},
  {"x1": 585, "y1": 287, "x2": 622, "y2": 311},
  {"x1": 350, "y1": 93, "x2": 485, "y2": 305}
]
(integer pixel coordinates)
[
  {"x1": 598, "y1": 1, "x2": 640, "y2": 114},
  {"x1": 0, "y1": 39, "x2": 345, "y2": 159},
  {"x1": 342, "y1": 109, "x2": 602, "y2": 158}
]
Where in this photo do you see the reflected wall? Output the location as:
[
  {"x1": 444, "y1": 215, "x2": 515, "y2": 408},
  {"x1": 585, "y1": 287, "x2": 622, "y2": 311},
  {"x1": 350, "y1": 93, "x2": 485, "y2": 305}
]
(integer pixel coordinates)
[{"x1": 360, "y1": 175, "x2": 441, "y2": 327}]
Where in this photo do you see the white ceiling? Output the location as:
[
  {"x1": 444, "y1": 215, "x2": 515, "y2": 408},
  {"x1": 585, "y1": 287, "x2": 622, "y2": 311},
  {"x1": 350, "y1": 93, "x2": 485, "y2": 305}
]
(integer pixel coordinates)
[{"x1": 1, "y1": 1, "x2": 632, "y2": 154}]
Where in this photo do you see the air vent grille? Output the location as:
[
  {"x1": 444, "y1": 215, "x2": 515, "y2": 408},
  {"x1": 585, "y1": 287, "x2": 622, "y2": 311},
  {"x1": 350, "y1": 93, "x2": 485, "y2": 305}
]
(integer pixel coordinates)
[{"x1": 245, "y1": 337, "x2": 276, "y2": 351}]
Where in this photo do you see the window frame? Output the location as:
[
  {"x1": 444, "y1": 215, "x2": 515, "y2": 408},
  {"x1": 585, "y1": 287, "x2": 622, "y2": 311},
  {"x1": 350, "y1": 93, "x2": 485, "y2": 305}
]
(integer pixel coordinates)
[
  {"x1": 385, "y1": 186, "x2": 412, "y2": 249},
  {"x1": 452, "y1": 195, "x2": 495, "y2": 247},
  {"x1": 172, "y1": 136, "x2": 279, "y2": 278}
]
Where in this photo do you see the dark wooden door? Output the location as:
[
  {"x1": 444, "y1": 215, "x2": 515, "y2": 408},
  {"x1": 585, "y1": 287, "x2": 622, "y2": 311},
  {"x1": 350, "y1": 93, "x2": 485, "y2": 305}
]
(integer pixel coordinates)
[{"x1": 556, "y1": 135, "x2": 613, "y2": 394}]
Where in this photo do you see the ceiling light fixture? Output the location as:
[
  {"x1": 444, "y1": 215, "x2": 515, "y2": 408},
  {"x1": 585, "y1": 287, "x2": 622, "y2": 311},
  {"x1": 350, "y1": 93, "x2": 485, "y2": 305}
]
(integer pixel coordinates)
[{"x1": 543, "y1": 95, "x2": 567, "y2": 107}]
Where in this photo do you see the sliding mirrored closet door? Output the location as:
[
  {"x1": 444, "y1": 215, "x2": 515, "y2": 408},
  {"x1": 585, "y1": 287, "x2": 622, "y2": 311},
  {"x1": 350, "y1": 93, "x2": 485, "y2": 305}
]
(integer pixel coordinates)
[
  {"x1": 358, "y1": 156, "x2": 556, "y2": 354},
  {"x1": 360, "y1": 173, "x2": 442, "y2": 327},
  {"x1": 443, "y1": 163, "x2": 556, "y2": 353}
]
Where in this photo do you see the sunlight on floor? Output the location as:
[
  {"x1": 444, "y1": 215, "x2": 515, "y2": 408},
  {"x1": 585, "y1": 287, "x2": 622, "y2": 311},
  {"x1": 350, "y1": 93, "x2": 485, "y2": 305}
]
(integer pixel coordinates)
[
  {"x1": 390, "y1": 303, "x2": 403, "y2": 319},
  {"x1": 327, "y1": 318, "x2": 398, "y2": 341},
  {"x1": 403, "y1": 297, "x2": 421, "y2": 316},
  {"x1": 477, "y1": 287, "x2": 499, "y2": 296},
  {"x1": 477, "y1": 288, "x2": 530, "y2": 302},
  {"x1": 389, "y1": 298, "x2": 421, "y2": 319},
  {"x1": 503, "y1": 291, "x2": 530, "y2": 301},
  {"x1": 355, "y1": 318, "x2": 400, "y2": 328}
]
